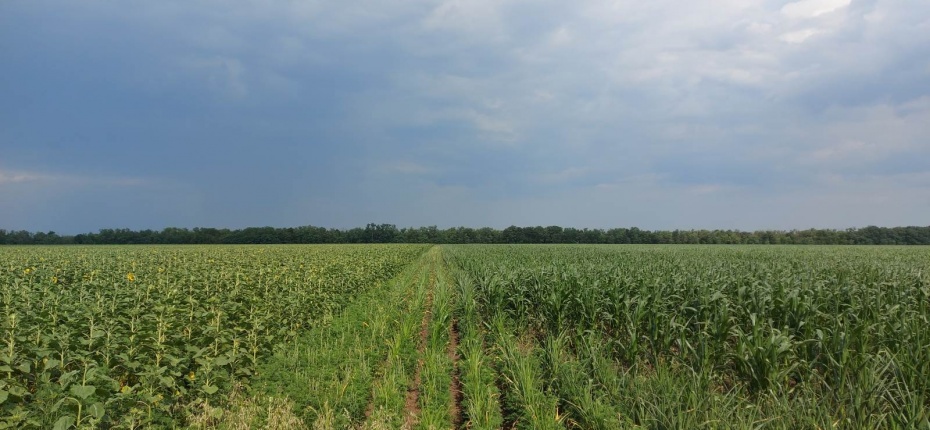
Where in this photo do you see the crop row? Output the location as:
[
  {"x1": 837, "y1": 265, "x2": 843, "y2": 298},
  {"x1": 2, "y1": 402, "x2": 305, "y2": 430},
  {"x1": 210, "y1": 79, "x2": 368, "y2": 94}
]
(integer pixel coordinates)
[
  {"x1": 0, "y1": 244, "x2": 427, "y2": 428},
  {"x1": 445, "y1": 245, "x2": 930, "y2": 429}
]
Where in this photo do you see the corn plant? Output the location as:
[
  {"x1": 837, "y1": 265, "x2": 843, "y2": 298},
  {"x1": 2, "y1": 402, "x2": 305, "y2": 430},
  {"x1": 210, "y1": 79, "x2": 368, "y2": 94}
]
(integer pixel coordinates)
[{"x1": 444, "y1": 244, "x2": 930, "y2": 428}]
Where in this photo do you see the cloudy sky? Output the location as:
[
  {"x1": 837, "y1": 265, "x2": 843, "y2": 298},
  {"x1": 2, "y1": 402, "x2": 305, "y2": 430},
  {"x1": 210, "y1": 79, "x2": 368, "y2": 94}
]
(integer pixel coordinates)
[{"x1": 2, "y1": 0, "x2": 929, "y2": 233}]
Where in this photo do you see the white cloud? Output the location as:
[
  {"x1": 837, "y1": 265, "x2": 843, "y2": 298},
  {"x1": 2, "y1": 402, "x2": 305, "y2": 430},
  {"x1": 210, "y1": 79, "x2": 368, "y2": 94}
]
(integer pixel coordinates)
[
  {"x1": 689, "y1": 184, "x2": 726, "y2": 195},
  {"x1": 534, "y1": 167, "x2": 590, "y2": 184},
  {"x1": 380, "y1": 161, "x2": 436, "y2": 175},
  {"x1": 780, "y1": 28, "x2": 822, "y2": 43},
  {"x1": 422, "y1": 0, "x2": 508, "y2": 42},
  {"x1": 469, "y1": 111, "x2": 517, "y2": 141},
  {"x1": 781, "y1": 0, "x2": 851, "y2": 20},
  {"x1": 0, "y1": 170, "x2": 52, "y2": 185},
  {"x1": 807, "y1": 140, "x2": 879, "y2": 163},
  {"x1": 547, "y1": 26, "x2": 572, "y2": 48},
  {"x1": 0, "y1": 169, "x2": 147, "y2": 188},
  {"x1": 180, "y1": 56, "x2": 248, "y2": 98}
]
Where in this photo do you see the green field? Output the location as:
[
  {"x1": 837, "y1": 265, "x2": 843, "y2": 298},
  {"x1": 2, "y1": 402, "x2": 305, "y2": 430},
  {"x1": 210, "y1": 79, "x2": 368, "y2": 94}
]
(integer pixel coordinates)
[{"x1": 2, "y1": 245, "x2": 929, "y2": 429}]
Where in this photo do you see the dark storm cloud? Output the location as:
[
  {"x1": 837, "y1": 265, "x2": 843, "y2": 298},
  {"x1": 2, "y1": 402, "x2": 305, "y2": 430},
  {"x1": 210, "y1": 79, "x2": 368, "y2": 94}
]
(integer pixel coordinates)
[{"x1": 2, "y1": 0, "x2": 929, "y2": 232}]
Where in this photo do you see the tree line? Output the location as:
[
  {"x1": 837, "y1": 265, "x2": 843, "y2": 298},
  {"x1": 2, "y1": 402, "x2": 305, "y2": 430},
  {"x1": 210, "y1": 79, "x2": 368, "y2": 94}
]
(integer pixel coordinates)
[{"x1": 2, "y1": 224, "x2": 930, "y2": 245}]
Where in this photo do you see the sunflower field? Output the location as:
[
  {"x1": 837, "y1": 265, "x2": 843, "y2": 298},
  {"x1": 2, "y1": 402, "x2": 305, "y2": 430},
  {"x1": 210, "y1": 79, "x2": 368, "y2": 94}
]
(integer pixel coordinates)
[{"x1": 0, "y1": 245, "x2": 427, "y2": 428}]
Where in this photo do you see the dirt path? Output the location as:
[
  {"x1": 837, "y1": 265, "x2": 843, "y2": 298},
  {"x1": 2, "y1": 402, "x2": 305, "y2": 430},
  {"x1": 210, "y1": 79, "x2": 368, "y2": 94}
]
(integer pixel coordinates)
[
  {"x1": 363, "y1": 254, "x2": 430, "y2": 424},
  {"x1": 359, "y1": 247, "x2": 465, "y2": 429},
  {"x1": 403, "y1": 259, "x2": 436, "y2": 429}
]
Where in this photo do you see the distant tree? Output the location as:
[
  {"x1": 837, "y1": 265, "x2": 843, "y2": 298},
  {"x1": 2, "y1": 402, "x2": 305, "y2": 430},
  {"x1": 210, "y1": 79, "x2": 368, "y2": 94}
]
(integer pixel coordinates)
[{"x1": 4, "y1": 224, "x2": 930, "y2": 245}]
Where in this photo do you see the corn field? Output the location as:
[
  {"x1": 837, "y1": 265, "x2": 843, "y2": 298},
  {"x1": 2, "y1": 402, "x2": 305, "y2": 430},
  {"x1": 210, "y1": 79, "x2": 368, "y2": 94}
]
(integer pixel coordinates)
[{"x1": 445, "y1": 245, "x2": 930, "y2": 429}]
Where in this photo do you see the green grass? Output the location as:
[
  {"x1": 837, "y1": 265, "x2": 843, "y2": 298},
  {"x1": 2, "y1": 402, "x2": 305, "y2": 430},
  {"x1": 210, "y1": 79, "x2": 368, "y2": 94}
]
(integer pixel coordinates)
[
  {"x1": 249, "y1": 249, "x2": 438, "y2": 429},
  {"x1": 416, "y1": 254, "x2": 455, "y2": 430}
]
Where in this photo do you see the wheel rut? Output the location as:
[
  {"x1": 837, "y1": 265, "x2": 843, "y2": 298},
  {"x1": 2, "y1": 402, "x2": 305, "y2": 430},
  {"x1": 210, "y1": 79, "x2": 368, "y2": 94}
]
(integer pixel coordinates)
[{"x1": 403, "y1": 252, "x2": 437, "y2": 429}]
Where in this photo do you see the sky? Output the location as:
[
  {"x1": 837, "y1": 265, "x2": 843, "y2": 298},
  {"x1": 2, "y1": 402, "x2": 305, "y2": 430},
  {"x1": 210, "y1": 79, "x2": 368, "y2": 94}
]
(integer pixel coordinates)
[{"x1": 2, "y1": 0, "x2": 929, "y2": 233}]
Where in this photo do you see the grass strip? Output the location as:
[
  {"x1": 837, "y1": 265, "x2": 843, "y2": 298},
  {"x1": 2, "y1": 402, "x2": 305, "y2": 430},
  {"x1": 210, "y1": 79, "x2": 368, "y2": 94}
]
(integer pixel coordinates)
[
  {"x1": 363, "y1": 252, "x2": 432, "y2": 429},
  {"x1": 416, "y1": 251, "x2": 455, "y2": 430},
  {"x1": 229, "y1": 249, "x2": 432, "y2": 429}
]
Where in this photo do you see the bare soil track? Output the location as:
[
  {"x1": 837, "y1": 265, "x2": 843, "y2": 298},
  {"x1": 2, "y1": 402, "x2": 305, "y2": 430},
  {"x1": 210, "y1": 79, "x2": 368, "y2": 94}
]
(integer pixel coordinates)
[{"x1": 403, "y1": 266, "x2": 436, "y2": 429}]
